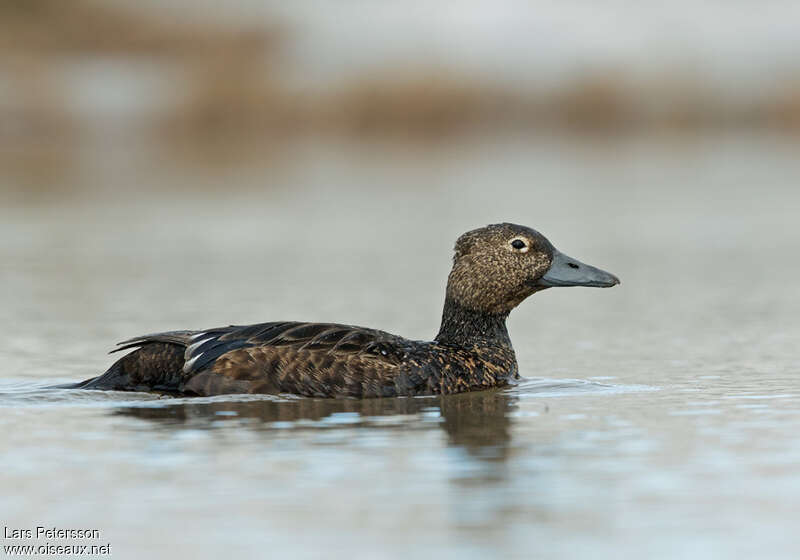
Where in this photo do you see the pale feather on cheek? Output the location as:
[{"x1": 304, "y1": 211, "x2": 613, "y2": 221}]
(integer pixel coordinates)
[{"x1": 446, "y1": 243, "x2": 551, "y2": 315}]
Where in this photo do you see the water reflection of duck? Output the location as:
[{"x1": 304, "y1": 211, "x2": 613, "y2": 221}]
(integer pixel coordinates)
[
  {"x1": 115, "y1": 389, "x2": 516, "y2": 458},
  {"x1": 75, "y1": 224, "x2": 618, "y2": 398}
]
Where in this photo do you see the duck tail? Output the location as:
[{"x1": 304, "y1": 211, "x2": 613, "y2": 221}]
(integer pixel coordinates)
[
  {"x1": 60, "y1": 330, "x2": 198, "y2": 392},
  {"x1": 47, "y1": 377, "x2": 105, "y2": 389},
  {"x1": 71, "y1": 342, "x2": 187, "y2": 392},
  {"x1": 69, "y1": 360, "x2": 130, "y2": 390}
]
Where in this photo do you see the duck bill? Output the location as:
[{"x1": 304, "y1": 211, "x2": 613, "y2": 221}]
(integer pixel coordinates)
[{"x1": 537, "y1": 250, "x2": 620, "y2": 288}]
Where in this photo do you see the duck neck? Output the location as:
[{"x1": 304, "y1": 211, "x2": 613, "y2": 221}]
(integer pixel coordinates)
[{"x1": 435, "y1": 296, "x2": 512, "y2": 349}]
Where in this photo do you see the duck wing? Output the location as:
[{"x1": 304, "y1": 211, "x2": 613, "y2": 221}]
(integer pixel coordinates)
[{"x1": 111, "y1": 321, "x2": 416, "y2": 397}]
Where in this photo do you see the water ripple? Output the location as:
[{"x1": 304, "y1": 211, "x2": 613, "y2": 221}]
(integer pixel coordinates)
[
  {"x1": 512, "y1": 377, "x2": 657, "y2": 398},
  {"x1": 0, "y1": 376, "x2": 657, "y2": 409}
]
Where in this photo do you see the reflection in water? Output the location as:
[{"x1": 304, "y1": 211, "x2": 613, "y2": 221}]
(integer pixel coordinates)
[{"x1": 115, "y1": 389, "x2": 516, "y2": 463}]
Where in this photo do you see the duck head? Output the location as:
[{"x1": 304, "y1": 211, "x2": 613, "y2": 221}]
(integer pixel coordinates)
[{"x1": 445, "y1": 223, "x2": 619, "y2": 316}]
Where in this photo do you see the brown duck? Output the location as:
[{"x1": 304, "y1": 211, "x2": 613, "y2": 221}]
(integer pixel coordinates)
[{"x1": 74, "y1": 223, "x2": 619, "y2": 398}]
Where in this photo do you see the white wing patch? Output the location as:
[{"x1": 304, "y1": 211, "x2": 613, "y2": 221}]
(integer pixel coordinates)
[
  {"x1": 183, "y1": 332, "x2": 216, "y2": 374},
  {"x1": 186, "y1": 335, "x2": 213, "y2": 356},
  {"x1": 183, "y1": 353, "x2": 203, "y2": 373}
]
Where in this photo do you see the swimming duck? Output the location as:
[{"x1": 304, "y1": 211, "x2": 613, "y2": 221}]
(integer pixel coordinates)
[{"x1": 75, "y1": 223, "x2": 619, "y2": 398}]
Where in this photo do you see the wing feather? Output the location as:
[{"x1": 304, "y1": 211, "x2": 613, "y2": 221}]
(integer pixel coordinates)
[
  {"x1": 109, "y1": 321, "x2": 411, "y2": 389},
  {"x1": 181, "y1": 322, "x2": 408, "y2": 376}
]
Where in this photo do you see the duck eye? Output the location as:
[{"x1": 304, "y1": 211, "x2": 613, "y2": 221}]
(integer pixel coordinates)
[{"x1": 510, "y1": 239, "x2": 528, "y2": 251}]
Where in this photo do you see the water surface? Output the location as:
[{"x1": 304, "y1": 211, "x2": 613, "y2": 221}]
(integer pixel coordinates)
[{"x1": 2, "y1": 132, "x2": 799, "y2": 559}]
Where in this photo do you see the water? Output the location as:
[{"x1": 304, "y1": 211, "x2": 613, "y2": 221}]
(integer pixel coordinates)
[{"x1": 2, "y1": 131, "x2": 799, "y2": 559}]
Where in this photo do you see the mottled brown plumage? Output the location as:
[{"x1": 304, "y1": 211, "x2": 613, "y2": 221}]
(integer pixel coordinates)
[{"x1": 75, "y1": 223, "x2": 619, "y2": 398}]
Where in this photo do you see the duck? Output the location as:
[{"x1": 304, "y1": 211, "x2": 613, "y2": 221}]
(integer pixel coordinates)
[{"x1": 74, "y1": 223, "x2": 619, "y2": 398}]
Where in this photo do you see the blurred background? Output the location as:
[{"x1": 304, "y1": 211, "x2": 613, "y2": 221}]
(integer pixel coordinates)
[
  {"x1": 2, "y1": 0, "x2": 799, "y2": 345},
  {"x1": 2, "y1": 0, "x2": 800, "y2": 202},
  {"x1": 3, "y1": 2, "x2": 800, "y2": 559}
]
